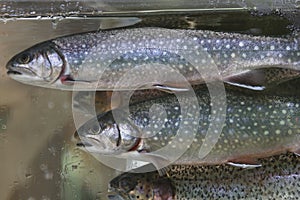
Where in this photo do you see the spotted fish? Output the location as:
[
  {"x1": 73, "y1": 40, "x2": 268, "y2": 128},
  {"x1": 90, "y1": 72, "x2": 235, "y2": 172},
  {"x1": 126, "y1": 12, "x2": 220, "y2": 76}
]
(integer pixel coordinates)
[
  {"x1": 6, "y1": 28, "x2": 300, "y2": 91},
  {"x1": 74, "y1": 84, "x2": 300, "y2": 168},
  {"x1": 109, "y1": 153, "x2": 300, "y2": 200},
  {"x1": 73, "y1": 69, "x2": 300, "y2": 116}
]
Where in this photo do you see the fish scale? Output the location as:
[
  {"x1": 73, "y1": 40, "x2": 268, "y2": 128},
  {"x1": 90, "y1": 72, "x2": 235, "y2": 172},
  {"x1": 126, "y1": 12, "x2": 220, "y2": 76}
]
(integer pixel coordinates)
[{"x1": 6, "y1": 28, "x2": 300, "y2": 91}]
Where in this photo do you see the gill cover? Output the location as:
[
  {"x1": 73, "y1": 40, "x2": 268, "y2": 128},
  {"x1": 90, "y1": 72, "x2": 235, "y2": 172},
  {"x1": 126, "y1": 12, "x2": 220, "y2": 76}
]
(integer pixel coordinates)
[{"x1": 6, "y1": 42, "x2": 64, "y2": 83}]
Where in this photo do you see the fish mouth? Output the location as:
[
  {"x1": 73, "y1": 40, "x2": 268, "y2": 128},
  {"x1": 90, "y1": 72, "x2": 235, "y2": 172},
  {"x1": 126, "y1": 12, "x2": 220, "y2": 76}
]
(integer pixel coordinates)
[
  {"x1": 6, "y1": 66, "x2": 37, "y2": 77},
  {"x1": 7, "y1": 70, "x2": 22, "y2": 75},
  {"x1": 76, "y1": 142, "x2": 93, "y2": 147},
  {"x1": 74, "y1": 134, "x2": 106, "y2": 149}
]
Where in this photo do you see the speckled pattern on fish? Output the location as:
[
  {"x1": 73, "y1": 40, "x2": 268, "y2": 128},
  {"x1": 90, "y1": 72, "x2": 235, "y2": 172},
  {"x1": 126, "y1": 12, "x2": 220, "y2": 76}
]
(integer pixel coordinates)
[
  {"x1": 6, "y1": 28, "x2": 300, "y2": 90},
  {"x1": 109, "y1": 153, "x2": 300, "y2": 200},
  {"x1": 76, "y1": 84, "x2": 300, "y2": 165}
]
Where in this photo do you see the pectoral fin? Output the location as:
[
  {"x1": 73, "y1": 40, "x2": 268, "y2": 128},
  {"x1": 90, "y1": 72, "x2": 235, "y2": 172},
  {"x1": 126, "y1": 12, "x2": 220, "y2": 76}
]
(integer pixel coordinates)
[
  {"x1": 152, "y1": 84, "x2": 190, "y2": 93},
  {"x1": 224, "y1": 69, "x2": 266, "y2": 91},
  {"x1": 60, "y1": 75, "x2": 91, "y2": 85},
  {"x1": 224, "y1": 67, "x2": 300, "y2": 91},
  {"x1": 227, "y1": 162, "x2": 262, "y2": 169},
  {"x1": 119, "y1": 151, "x2": 170, "y2": 175},
  {"x1": 227, "y1": 157, "x2": 262, "y2": 168}
]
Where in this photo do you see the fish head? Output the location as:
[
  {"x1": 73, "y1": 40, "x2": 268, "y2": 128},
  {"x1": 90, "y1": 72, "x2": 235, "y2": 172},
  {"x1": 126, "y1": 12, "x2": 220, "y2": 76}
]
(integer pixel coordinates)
[
  {"x1": 75, "y1": 110, "x2": 141, "y2": 155},
  {"x1": 6, "y1": 42, "x2": 64, "y2": 85},
  {"x1": 109, "y1": 172, "x2": 138, "y2": 193}
]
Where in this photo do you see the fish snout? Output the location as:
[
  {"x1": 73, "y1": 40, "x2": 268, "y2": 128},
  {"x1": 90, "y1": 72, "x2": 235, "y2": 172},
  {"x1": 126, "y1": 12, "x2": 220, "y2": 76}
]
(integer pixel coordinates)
[{"x1": 6, "y1": 59, "x2": 22, "y2": 75}]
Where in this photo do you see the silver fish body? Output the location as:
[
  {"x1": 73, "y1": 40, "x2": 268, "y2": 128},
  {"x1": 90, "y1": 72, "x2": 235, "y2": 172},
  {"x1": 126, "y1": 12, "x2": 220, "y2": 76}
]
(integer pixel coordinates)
[
  {"x1": 6, "y1": 28, "x2": 300, "y2": 90},
  {"x1": 75, "y1": 85, "x2": 300, "y2": 166},
  {"x1": 109, "y1": 153, "x2": 300, "y2": 200}
]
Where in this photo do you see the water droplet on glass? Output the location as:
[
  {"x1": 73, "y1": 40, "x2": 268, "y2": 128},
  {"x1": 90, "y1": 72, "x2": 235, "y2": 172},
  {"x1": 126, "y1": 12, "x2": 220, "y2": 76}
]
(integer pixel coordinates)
[
  {"x1": 48, "y1": 101, "x2": 55, "y2": 109},
  {"x1": 40, "y1": 164, "x2": 48, "y2": 171},
  {"x1": 25, "y1": 173, "x2": 33, "y2": 179},
  {"x1": 44, "y1": 171, "x2": 53, "y2": 180}
]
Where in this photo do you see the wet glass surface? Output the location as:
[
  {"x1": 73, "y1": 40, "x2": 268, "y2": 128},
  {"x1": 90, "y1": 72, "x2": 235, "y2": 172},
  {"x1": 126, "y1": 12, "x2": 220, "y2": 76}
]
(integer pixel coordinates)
[
  {"x1": 0, "y1": 0, "x2": 299, "y2": 16},
  {"x1": 0, "y1": 1, "x2": 299, "y2": 200}
]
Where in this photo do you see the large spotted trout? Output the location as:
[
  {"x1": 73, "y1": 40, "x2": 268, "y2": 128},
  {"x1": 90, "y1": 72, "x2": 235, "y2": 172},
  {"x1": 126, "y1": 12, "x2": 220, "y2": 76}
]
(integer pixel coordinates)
[
  {"x1": 108, "y1": 153, "x2": 300, "y2": 200},
  {"x1": 74, "y1": 84, "x2": 300, "y2": 169},
  {"x1": 6, "y1": 28, "x2": 300, "y2": 91}
]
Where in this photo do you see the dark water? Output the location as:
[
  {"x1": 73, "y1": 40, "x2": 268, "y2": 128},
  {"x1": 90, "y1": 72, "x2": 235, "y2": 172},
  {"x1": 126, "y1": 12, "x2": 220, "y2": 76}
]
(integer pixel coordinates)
[{"x1": 0, "y1": 2, "x2": 299, "y2": 199}]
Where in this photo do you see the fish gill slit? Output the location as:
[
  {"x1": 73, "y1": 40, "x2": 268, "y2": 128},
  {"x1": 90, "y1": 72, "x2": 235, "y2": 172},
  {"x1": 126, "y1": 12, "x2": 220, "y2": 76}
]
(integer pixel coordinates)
[
  {"x1": 116, "y1": 124, "x2": 121, "y2": 147},
  {"x1": 51, "y1": 42, "x2": 68, "y2": 83}
]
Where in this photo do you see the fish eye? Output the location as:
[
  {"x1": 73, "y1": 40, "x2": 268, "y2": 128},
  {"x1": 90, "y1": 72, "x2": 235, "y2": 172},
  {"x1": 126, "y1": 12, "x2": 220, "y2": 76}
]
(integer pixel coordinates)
[
  {"x1": 17, "y1": 53, "x2": 32, "y2": 64},
  {"x1": 88, "y1": 124, "x2": 101, "y2": 135}
]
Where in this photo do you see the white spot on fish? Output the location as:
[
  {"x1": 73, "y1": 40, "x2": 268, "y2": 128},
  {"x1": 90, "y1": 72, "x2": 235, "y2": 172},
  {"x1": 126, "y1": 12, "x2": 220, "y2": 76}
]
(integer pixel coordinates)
[
  {"x1": 239, "y1": 41, "x2": 244, "y2": 47},
  {"x1": 270, "y1": 45, "x2": 275, "y2": 50},
  {"x1": 264, "y1": 131, "x2": 269, "y2": 135},
  {"x1": 254, "y1": 46, "x2": 259, "y2": 50}
]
